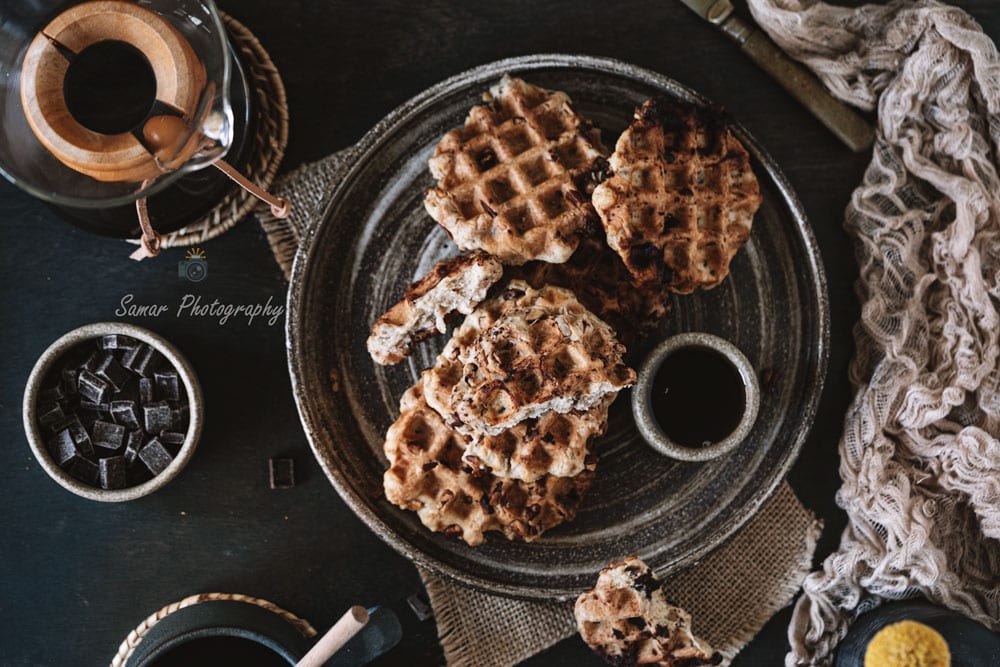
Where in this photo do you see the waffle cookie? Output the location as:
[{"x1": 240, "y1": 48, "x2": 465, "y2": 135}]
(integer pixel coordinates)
[
  {"x1": 382, "y1": 380, "x2": 595, "y2": 546},
  {"x1": 463, "y1": 394, "x2": 612, "y2": 482},
  {"x1": 594, "y1": 99, "x2": 762, "y2": 293},
  {"x1": 575, "y1": 556, "x2": 722, "y2": 667},
  {"x1": 367, "y1": 251, "x2": 503, "y2": 365},
  {"x1": 423, "y1": 280, "x2": 635, "y2": 437},
  {"x1": 424, "y1": 75, "x2": 609, "y2": 265},
  {"x1": 512, "y1": 232, "x2": 671, "y2": 346}
]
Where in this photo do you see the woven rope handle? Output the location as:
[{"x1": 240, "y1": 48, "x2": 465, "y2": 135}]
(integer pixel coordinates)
[{"x1": 110, "y1": 592, "x2": 317, "y2": 667}]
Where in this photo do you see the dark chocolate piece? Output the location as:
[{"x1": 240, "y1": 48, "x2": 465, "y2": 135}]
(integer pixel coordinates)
[
  {"x1": 138, "y1": 378, "x2": 154, "y2": 405},
  {"x1": 128, "y1": 345, "x2": 161, "y2": 377},
  {"x1": 81, "y1": 350, "x2": 100, "y2": 373},
  {"x1": 61, "y1": 367, "x2": 79, "y2": 396},
  {"x1": 269, "y1": 457, "x2": 295, "y2": 489},
  {"x1": 38, "y1": 403, "x2": 66, "y2": 432},
  {"x1": 92, "y1": 420, "x2": 125, "y2": 450},
  {"x1": 154, "y1": 370, "x2": 180, "y2": 402},
  {"x1": 70, "y1": 458, "x2": 100, "y2": 486},
  {"x1": 124, "y1": 430, "x2": 144, "y2": 465},
  {"x1": 110, "y1": 400, "x2": 141, "y2": 430},
  {"x1": 79, "y1": 400, "x2": 110, "y2": 415},
  {"x1": 50, "y1": 429, "x2": 78, "y2": 466},
  {"x1": 64, "y1": 416, "x2": 95, "y2": 458},
  {"x1": 170, "y1": 406, "x2": 189, "y2": 431},
  {"x1": 39, "y1": 384, "x2": 66, "y2": 404},
  {"x1": 138, "y1": 438, "x2": 173, "y2": 475},
  {"x1": 143, "y1": 401, "x2": 172, "y2": 433},
  {"x1": 159, "y1": 431, "x2": 185, "y2": 447},
  {"x1": 100, "y1": 334, "x2": 137, "y2": 351},
  {"x1": 99, "y1": 456, "x2": 128, "y2": 489},
  {"x1": 96, "y1": 353, "x2": 131, "y2": 391},
  {"x1": 78, "y1": 370, "x2": 110, "y2": 404}
]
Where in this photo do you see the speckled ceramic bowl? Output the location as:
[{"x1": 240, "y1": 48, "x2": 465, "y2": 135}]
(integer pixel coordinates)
[
  {"x1": 633, "y1": 333, "x2": 760, "y2": 462},
  {"x1": 22, "y1": 322, "x2": 203, "y2": 502}
]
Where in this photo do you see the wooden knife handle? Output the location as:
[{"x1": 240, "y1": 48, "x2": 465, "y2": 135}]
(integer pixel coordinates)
[{"x1": 722, "y1": 15, "x2": 875, "y2": 153}]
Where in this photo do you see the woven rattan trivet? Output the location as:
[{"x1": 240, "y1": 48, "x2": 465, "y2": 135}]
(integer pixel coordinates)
[
  {"x1": 143, "y1": 11, "x2": 289, "y2": 249},
  {"x1": 110, "y1": 592, "x2": 316, "y2": 667}
]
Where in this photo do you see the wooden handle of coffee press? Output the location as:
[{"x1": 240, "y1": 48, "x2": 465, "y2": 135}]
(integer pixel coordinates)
[{"x1": 20, "y1": 0, "x2": 206, "y2": 182}]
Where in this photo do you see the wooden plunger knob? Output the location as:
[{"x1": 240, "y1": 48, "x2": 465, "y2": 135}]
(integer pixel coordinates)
[{"x1": 20, "y1": 0, "x2": 207, "y2": 183}]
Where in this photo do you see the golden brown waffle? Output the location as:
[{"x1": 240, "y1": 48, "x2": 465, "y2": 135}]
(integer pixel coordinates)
[
  {"x1": 367, "y1": 251, "x2": 503, "y2": 365},
  {"x1": 423, "y1": 280, "x2": 635, "y2": 437},
  {"x1": 464, "y1": 394, "x2": 611, "y2": 482},
  {"x1": 424, "y1": 76, "x2": 609, "y2": 265},
  {"x1": 511, "y1": 232, "x2": 671, "y2": 346},
  {"x1": 382, "y1": 381, "x2": 596, "y2": 546},
  {"x1": 575, "y1": 557, "x2": 722, "y2": 667},
  {"x1": 594, "y1": 99, "x2": 762, "y2": 294}
]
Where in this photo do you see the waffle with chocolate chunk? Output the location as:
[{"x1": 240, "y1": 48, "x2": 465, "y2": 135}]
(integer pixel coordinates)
[
  {"x1": 424, "y1": 75, "x2": 609, "y2": 265},
  {"x1": 512, "y1": 232, "x2": 671, "y2": 345},
  {"x1": 367, "y1": 251, "x2": 503, "y2": 365},
  {"x1": 575, "y1": 556, "x2": 722, "y2": 666},
  {"x1": 382, "y1": 380, "x2": 595, "y2": 546},
  {"x1": 593, "y1": 99, "x2": 761, "y2": 294},
  {"x1": 463, "y1": 393, "x2": 611, "y2": 482},
  {"x1": 422, "y1": 280, "x2": 635, "y2": 437}
]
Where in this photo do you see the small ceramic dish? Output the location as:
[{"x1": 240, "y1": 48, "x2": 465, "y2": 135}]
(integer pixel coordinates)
[
  {"x1": 632, "y1": 332, "x2": 760, "y2": 462},
  {"x1": 22, "y1": 322, "x2": 203, "y2": 502}
]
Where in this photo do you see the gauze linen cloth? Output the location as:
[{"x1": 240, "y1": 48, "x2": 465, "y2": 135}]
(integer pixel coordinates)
[{"x1": 746, "y1": 0, "x2": 1000, "y2": 664}]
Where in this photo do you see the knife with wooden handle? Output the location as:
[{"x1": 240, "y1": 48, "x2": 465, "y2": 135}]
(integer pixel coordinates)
[{"x1": 680, "y1": 0, "x2": 875, "y2": 152}]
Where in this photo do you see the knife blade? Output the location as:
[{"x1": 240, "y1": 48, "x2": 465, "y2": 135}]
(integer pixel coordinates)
[{"x1": 678, "y1": 0, "x2": 874, "y2": 152}]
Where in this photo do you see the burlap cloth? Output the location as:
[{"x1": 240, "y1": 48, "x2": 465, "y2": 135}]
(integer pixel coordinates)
[
  {"x1": 258, "y1": 147, "x2": 820, "y2": 665},
  {"x1": 743, "y1": 0, "x2": 1000, "y2": 664}
]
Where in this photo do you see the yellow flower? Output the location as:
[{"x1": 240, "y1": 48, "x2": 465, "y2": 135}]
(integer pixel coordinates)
[{"x1": 864, "y1": 620, "x2": 951, "y2": 667}]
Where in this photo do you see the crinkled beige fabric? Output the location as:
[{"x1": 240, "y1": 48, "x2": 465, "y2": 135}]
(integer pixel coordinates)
[{"x1": 746, "y1": 0, "x2": 1000, "y2": 664}]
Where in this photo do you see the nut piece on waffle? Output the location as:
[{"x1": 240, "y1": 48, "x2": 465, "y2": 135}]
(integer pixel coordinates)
[
  {"x1": 575, "y1": 556, "x2": 722, "y2": 667},
  {"x1": 382, "y1": 380, "x2": 596, "y2": 546},
  {"x1": 423, "y1": 280, "x2": 635, "y2": 437},
  {"x1": 593, "y1": 99, "x2": 762, "y2": 294},
  {"x1": 512, "y1": 232, "x2": 672, "y2": 346},
  {"x1": 367, "y1": 251, "x2": 503, "y2": 365},
  {"x1": 424, "y1": 75, "x2": 609, "y2": 265},
  {"x1": 464, "y1": 394, "x2": 611, "y2": 482}
]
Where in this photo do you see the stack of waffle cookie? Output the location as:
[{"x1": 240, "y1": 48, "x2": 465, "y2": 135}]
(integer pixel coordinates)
[{"x1": 367, "y1": 76, "x2": 762, "y2": 546}]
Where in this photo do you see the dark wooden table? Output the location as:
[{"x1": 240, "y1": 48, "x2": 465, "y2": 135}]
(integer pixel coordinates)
[{"x1": 2, "y1": 1, "x2": 997, "y2": 665}]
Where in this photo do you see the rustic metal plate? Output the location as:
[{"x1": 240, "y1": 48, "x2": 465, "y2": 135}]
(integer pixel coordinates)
[{"x1": 287, "y1": 54, "x2": 829, "y2": 600}]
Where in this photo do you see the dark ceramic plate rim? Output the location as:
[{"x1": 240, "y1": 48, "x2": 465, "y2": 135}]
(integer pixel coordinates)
[{"x1": 287, "y1": 54, "x2": 830, "y2": 599}]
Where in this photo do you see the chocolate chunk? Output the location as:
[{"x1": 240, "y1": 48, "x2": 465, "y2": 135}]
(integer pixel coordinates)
[
  {"x1": 159, "y1": 431, "x2": 185, "y2": 447},
  {"x1": 39, "y1": 383, "x2": 66, "y2": 404},
  {"x1": 138, "y1": 378, "x2": 154, "y2": 405},
  {"x1": 96, "y1": 353, "x2": 131, "y2": 391},
  {"x1": 79, "y1": 400, "x2": 110, "y2": 416},
  {"x1": 143, "y1": 401, "x2": 172, "y2": 433},
  {"x1": 110, "y1": 400, "x2": 141, "y2": 430},
  {"x1": 63, "y1": 416, "x2": 95, "y2": 458},
  {"x1": 269, "y1": 457, "x2": 295, "y2": 489},
  {"x1": 100, "y1": 334, "x2": 134, "y2": 351},
  {"x1": 38, "y1": 403, "x2": 66, "y2": 432},
  {"x1": 61, "y1": 367, "x2": 79, "y2": 396},
  {"x1": 69, "y1": 458, "x2": 100, "y2": 486},
  {"x1": 124, "y1": 430, "x2": 144, "y2": 465},
  {"x1": 99, "y1": 456, "x2": 128, "y2": 489},
  {"x1": 81, "y1": 350, "x2": 100, "y2": 373},
  {"x1": 170, "y1": 406, "x2": 189, "y2": 431},
  {"x1": 138, "y1": 438, "x2": 173, "y2": 475},
  {"x1": 50, "y1": 428, "x2": 78, "y2": 466},
  {"x1": 154, "y1": 371, "x2": 180, "y2": 402},
  {"x1": 92, "y1": 420, "x2": 125, "y2": 450},
  {"x1": 78, "y1": 370, "x2": 110, "y2": 404},
  {"x1": 127, "y1": 345, "x2": 161, "y2": 377}
]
